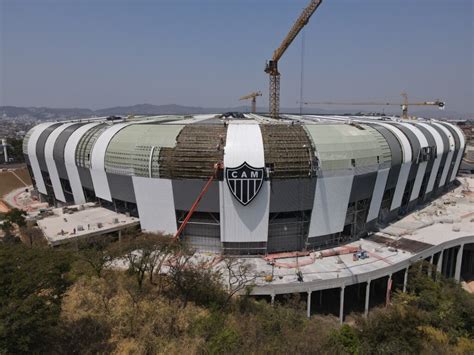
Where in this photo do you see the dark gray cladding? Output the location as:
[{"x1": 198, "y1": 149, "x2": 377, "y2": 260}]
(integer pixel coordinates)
[
  {"x1": 77, "y1": 166, "x2": 94, "y2": 190},
  {"x1": 392, "y1": 123, "x2": 420, "y2": 182},
  {"x1": 172, "y1": 180, "x2": 220, "y2": 212},
  {"x1": 440, "y1": 122, "x2": 461, "y2": 181},
  {"x1": 35, "y1": 123, "x2": 62, "y2": 172},
  {"x1": 415, "y1": 123, "x2": 436, "y2": 176},
  {"x1": 431, "y1": 123, "x2": 449, "y2": 153},
  {"x1": 53, "y1": 123, "x2": 85, "y2": 180},
  {"x1": 107, "y1": 173, "x2": 136, "y2": 203},
  {"x1": 349, "y1": 172, "x2": 378, "y2": 202},
  {"x1": 371, "y1": 125, "x2": 402, "y2": 189},
  {"x1": 430, "y1": 123, "x2": 449, "y2": 186},
  {"x1": 269, "y1": 179, "x2": 316, "y2": 213}
]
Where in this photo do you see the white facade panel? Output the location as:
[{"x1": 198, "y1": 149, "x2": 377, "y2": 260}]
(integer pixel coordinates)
[
  {"x1": 132, "y1": 176, "x2": 177, "y2": 235},
  {"x1": 90, "y1": 123, "x2": 132, "y2": 201},
  {"x1": 308, "y1": 172, "x2": 354, "y2": 237},
  {"x1": 27, "y1": 122, "x2": 58, "y2": 195},
  {"x1": 440, "y1": 151, "x2": 454, "y2": 187},
  {"x1": 398, "y1": 122, "x2": 428, "y2": 148},
  {"x1": 220, "y1": 123, "x2": 270, "y2": 243},
  {"x1": 44, "y1": 123, "x2": 77, "y2": 202},
  {"x1": 370, "y1": 122, "x2": 413, "y2": 163},
  {"x1": 390, "y1": 162, "x2": 411, "y2": 210},
  {"x1": 64, "y1": 122, "x2": 102, "y2": 204},
  {"x1": 368, "y1": 123, "x2": 412, "y2": 210},
  {"x1": 398, "y1": 122, "x2": 429, "y2": 202},
  {"x1": 431, "y1": 122, "x2": 455, "y2": 187},
  {"x1": 415, "y1": 122, "x2": 444, "y2": 194},
  {"x1": 444, "y1": 122, "x2": 466, "y2": 182},
  {"x1": 366, "y1": 167, "x2": 390, "y2": 222},
  {"x1": 409, "y1": 161, "x2": 427, "y2": 201}
]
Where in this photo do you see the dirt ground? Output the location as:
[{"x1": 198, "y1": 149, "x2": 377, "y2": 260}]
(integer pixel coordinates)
[
  {"x1": 0, "y1": 167, "x2": 32, "y2": 198},
  {"x1": 0, "y1": 201, "x2": 10, "y2": 213}
]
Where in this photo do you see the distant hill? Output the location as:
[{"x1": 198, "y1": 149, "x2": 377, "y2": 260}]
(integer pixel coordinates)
[
  {"x1": 0, "y1": 106, "x2": 94, "y2": 120},
  {"x1": 1, "y1": 104, "x2": 471, "y2": 121}
]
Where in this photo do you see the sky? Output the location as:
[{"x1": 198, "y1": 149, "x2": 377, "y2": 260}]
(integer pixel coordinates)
[{"x1": 0, "y1": 0, "x2": 473, "y2": 114}]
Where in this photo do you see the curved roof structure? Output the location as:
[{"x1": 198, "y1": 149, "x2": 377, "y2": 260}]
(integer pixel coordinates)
[{"x1": 23, "y1": 114, "x2": 465, "y2": 255}]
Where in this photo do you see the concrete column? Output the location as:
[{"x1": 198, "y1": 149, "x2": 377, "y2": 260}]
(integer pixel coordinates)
[
  {"x1": 339, "y1": 286, "x2": 345, "y2": 324},
  {"x1": 386, "y1": 274, "x2": 392, "y2": 306},
  {"x1": 428, "y1": 255, "x2": 434, "y2": 278},
  {"x1": 307, "y1": 291, "x2": 312, "y2": 319},
  {"x1": 437, "y1": 250, "x2": 444, "y2": 275},
  {"x1": 270, "y1": 293, "x2": 275, "y2": 306},
  {"x1": 403, "y1": 267, "x2": 409, "y2": 293},
  {"x1": 454, "y1": 244, "x2": 465, "y2": 282},
  {"x1": 364, "y1": 280, "x2": 371, "y2": 318}
]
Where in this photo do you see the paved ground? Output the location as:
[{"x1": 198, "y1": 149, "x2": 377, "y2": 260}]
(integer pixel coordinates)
[
  {"x1": 242, "y1": 177, "x2": 474, "y2": 294},
  {"x1": 36, "y1": 203, "x2": 140, "y2": 246}
]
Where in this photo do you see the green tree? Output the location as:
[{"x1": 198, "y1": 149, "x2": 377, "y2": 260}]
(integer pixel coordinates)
[
  {"x1": 1, "y1": 220, "x2": 13, "y2": 237},
  {"x1": 0, "y1": 244, "x2": 73, "y2": 353},
  {"x1": 5, "y1": 208, "x2": 27, "y2": 228}
]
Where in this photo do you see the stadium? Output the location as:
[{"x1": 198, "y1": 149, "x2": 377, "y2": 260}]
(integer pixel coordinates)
[{"x1": 23, "y1": 114, "x2": 466, "y2": 255}]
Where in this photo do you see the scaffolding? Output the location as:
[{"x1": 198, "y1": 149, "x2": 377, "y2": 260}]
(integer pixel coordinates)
[
  {"x1": 159, "y1": 125, "x2": 227, "y2": 179},
  {"x1": 260, "y1": 124, "x2": 316, "y2": 179}
]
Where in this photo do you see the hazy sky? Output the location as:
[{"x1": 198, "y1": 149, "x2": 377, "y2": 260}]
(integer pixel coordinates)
[{"x1": 1, "y1": 0, "x2": 473, "y2": 113}]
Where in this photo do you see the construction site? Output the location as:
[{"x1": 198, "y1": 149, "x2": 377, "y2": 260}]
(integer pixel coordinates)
[{"x1": 3, "y1": 0, "x2": 473, "y2": 321}]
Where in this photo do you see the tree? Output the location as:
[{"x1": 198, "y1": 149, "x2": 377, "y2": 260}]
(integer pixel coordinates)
[
  {"x1": 4, "y1": 209, "x2": 27, "y2": 228},
  {"x1": 220, "y1": 256, "x2": 257, "y2": 308},
  {"x1": 1, "y1": 220, "x2": 13, "y2": 237},
  {"x1": 21, "y1": 225, "x2": 44, "y2": 247},
  {"x1": 0, "y1": 244, "x2": 73, "y2": 353},
  {"x1": 121, "y1": 233, "x2": 179, "y2": 290},
  {"x1": 167, "y1": 244, "x2": 227, "y2": 308},
  {"x1": 77, "y1": 239, "x2": 116, "y2": 278}
]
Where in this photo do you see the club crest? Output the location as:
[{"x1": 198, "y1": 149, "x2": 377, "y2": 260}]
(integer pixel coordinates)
[{"x1": 226, "y1": 162, "x2": 265, "y2": 206}]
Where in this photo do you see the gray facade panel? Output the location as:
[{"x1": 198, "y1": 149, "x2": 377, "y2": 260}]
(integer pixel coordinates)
[
  {"x1": 54, "y1": 123, "x2": 85, "y2": 162},
  {"x1": 371, "y1": 124, "x2": 402, "y2": 190},
  {"x1": 77, "y1": 166, "x2": 94, "y2": 190},
  {"x1": 371, "y1": 125, "x2": 403, "y2": 166},
  {"x1": 269, "y1": 178, "x2": 316, "y2": 213},
  {"x1": 366, "y1": 168, "x2": 390, "y2": 222},
  {"x1": 54, "y1": 123, "x2": 85, "y2": 180},
  {"x1": 392, "y1": 123, "x2": 419, "y2": 161},
  {"x1": 107, "y1": 173, "x2": 136, "y2": 203},
  {"x1": 172, "y1": 180, "x2": 220, "y2": 212},
  {"x1": 430, "y1": 123, "x2": 449, "y2": 153},
  {"x1": 35, "y1": 123, "x2": 62, "y2": 172},
  {"x1": 349, "y1": 172, "x2": 377, "y2": 202},
  {"x1": 439, "y1": 122, "x2": 461, "y2": 182},
  {"x1": 415, "y1": 124, "x2": 436, "y2": 148},
  {"x1": 392, "y1": 123, "x2": 420, "y2": 183}
]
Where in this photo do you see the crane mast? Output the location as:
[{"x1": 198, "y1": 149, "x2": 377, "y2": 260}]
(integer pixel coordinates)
[
  {"x1": 240, "y1": 91, "x2": 262, "y2": 113},
  {"x1": 265, "y1": 0, "x2": 323, "y2": 118}
]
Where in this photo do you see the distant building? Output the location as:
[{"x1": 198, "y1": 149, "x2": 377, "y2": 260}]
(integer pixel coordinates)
[{"x1": 23, "y1": 114, "x2": 466, "y2": 255}]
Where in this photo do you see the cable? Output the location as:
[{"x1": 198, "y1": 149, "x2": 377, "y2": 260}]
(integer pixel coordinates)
[{"x1": 299, "y1": 29, "x2": 305, "y2": 115}]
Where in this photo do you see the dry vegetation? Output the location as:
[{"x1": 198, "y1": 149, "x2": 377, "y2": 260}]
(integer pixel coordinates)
[{"x1": 1, "y1": 232, "x2": 473, "y2": 354}]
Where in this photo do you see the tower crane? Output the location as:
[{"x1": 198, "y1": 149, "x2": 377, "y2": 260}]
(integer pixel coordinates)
[
  {"x1": 301, "y1": 92, "x2": 445, "y2": 119},
  {"x1": 265, "y1": 0, "x2": 323, "y2": 118},
  {"x1": 239, "y1": 91, "x2": 262, "y2": 113}
]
